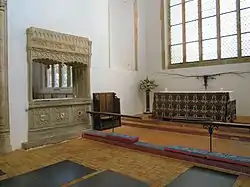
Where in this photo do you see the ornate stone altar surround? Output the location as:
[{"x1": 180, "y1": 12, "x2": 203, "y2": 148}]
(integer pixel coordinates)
[
  {"x1": 23, "y1": 27, "x2": 92, "y2": 149},
  {"x1": 0, "y1": 0, "x2": 11, "y2": 153}
]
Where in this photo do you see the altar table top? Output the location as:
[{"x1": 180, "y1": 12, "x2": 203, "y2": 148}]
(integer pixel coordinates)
[
  {"x1": 155, "y1": 91, "x2": 235, "y2": 101},
  {"x1": 156, "y1": 91, "x2": 233, "y2": 93}
]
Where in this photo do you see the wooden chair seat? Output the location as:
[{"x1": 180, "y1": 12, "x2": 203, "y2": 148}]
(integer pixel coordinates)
[{"x1": 100, "y1": 116, "x2": 113, "y2": 120}]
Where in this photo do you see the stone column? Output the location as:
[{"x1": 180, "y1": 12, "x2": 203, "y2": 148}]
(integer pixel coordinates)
[
  {"x1": 0, "y1": 0, "x2": 11, "y2": 154},
  {"x1": 86, "y1": 66, "x2": 91, "y2": 98},
  {"x1": 86, "y1": 41, "x2": 92, "y2": 98}
]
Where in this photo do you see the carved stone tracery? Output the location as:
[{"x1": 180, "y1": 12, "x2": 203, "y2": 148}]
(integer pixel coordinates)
[
  {"x1": 27, "y1": 27, "x2": 92, "y2": 102},
  {"x1": 27, "y1": 27, "x2": 92, "y2": 66}
]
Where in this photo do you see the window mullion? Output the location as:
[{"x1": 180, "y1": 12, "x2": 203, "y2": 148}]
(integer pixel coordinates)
[
  {"x1": 67, "y1": 65, "x2": 71, "y2": 87},
  {"x1": 236, "y1": 0, "x2": 242, "y2": 57},
  {"x1": 167, "y1": 0, "x2": 172, "y2": 66},
  {"x1": 59, "y1": 64, "x2": 62, "y2": 87},
  {"x1": 44, "y1": 65, "x2": 48, "y2": 87},
  {"x1": 51, "y1": 64, "x2": 55, "y2": 87},
  {"x1": 216, "y1": 0, "x2": 221, "y2": 59},
  {"x1": 161, "y1": 0, "x2": 166, "y2": 69},
  {"x1": 198, "y1": 0, "x2": 202, "y2": 61},
  {"x1": 182, "y1": 0, "x2": 186, "y2": 63},
  {"x1": 134, "y1": 0, "x2": 139, "y2": 70}
]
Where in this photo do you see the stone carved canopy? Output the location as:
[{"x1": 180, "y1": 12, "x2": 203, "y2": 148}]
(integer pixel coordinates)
[{"x1": 26, "y1": 27, "x2": 92, "y2": 66}]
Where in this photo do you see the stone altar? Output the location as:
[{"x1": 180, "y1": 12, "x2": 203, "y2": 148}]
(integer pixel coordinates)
[{"x1": 152, "y1": 91, "x2": 236, "y2": 122}]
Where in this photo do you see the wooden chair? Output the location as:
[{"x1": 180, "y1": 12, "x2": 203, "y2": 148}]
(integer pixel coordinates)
[{"x1": 92, "y1": 92, "x2": 121, "y2": 130}]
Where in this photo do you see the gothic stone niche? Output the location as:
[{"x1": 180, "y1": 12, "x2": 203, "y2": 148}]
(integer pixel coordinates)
[{"x1": 23, "y1": 27, "x2": 92, "y2": 149}]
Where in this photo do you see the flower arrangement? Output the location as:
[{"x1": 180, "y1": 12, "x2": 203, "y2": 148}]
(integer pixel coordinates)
[{"x1": 139, "y1": 76, "x2": 158, "y2": 92}]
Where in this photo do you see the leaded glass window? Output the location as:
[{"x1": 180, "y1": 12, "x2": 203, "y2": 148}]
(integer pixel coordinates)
[{"x1": 169, "y1": 0, "x2": 250, "y2": 66}]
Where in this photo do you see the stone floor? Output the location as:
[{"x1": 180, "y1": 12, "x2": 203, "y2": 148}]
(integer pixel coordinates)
[
  {"x1": 0, "y1": 138, "x2": 250, "y2": 186},
  {"x1": 110, "y1": 126, "x2": 250, "y2": 157}
]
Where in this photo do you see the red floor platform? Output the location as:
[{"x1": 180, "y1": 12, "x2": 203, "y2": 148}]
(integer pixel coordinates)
[{"x1": 83, "y1": 130, "x2": 250, "y2": 176}]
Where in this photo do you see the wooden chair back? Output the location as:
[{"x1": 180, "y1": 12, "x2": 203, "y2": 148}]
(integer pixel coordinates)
[{"x1": 92, "y1": 92, "x2": 121, "y2": 130}]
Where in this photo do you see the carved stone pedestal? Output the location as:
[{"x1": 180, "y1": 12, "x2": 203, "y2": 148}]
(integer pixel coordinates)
[
  {"x1": 22, "y1": 100, "x2": 91, "y2": 149},
  {"x1": 0, "y1": 131, "x2": 11, "y2": 154}
]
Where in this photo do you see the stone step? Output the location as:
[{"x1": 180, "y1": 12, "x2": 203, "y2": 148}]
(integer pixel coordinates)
[{"x1": 121, "y1": 120, "x2": 250, "y2": 142}]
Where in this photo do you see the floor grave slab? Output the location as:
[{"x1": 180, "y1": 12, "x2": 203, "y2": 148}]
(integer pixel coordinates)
[
  {"x1": 0, "y1": 160, "x2": 96, "y2": 187},
  {"x1": 165, "y1": 166, "x2": 237, "y2": 187},
  {"x1": 70, "y1": 170, "x2": 149, "y2": 187}
]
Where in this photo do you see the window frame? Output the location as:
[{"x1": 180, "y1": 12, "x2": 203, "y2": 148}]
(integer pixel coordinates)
[
  {"x1": 42, "y1": 64, "x2": 73, "y2": 93},
  {"x1": 166, "y1": 0, "x2": 250, "y2": 69}
]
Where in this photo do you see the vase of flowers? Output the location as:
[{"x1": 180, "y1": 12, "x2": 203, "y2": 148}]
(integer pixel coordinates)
[{"x1": 139, "y1": 76, "x2": 158, "y2": 114}]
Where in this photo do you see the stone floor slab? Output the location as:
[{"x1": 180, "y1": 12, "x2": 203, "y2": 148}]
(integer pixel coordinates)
[
  {"x1": 166, "y1": 166, "x2": 237, "y2": 187},
  {"x1": 70, "y1": 170, "x2": 149, "y2": 187},
  {"x1": 0, "y1": 160, "x2": 96, "y2": 187}
]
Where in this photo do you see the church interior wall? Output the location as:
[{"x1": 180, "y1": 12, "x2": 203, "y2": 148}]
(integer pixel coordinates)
[
  {"x1": 144, "y1": 0, "x2": 250, "y2": 116},
  {"x1": 7, "y1": 0, "x2": 146, "y2": 150},
  {"x1": 6, "y1": 0, "x2": 250, "y2": 150}
]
